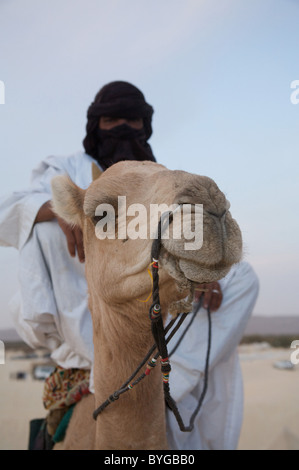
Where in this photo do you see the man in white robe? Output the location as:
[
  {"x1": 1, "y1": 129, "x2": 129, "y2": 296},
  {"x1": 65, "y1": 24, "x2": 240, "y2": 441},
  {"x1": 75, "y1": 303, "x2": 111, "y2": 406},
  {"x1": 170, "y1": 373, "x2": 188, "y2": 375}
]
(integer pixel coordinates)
[{"x1": 0, "y1": 81, "x2": 259, "y2": 450}]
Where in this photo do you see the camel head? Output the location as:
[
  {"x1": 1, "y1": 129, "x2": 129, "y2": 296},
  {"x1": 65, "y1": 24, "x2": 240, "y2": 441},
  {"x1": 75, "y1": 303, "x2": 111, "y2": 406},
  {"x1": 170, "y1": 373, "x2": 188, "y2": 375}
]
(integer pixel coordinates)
[{"x1": 51, "y1": 161, "x2": 242, "y2": 312}]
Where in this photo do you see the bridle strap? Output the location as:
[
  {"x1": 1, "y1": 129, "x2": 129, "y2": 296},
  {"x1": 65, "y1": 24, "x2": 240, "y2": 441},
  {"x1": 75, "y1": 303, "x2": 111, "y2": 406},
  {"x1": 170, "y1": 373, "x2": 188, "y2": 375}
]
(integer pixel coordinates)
[
  {"x1": 92, "y1": 310, "x2": 194, "y2": 420},
  {"x1": 149, "y1": 214, "x2": 212, "y2": 432},
  {"x1": 93, "y1": 211, "x2": 212, "y2": 433}
]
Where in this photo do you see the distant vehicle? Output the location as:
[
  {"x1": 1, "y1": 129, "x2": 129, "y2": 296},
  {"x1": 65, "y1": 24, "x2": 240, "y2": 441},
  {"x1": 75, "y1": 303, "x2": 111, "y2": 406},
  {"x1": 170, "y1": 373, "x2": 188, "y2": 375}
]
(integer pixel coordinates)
[
  {"x1": 33, "y1": 364, "x2": 55, "y2": 380},
  {"x1": 273, "y1": 360, "x2": 295, "y2": 371}
]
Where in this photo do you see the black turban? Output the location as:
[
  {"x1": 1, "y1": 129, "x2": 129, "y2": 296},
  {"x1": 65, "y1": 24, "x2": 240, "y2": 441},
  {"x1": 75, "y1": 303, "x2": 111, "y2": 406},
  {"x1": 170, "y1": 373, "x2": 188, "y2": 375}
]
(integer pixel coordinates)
[{"x1": 82, "y1": 81, "x2": 156, "y2": 170}]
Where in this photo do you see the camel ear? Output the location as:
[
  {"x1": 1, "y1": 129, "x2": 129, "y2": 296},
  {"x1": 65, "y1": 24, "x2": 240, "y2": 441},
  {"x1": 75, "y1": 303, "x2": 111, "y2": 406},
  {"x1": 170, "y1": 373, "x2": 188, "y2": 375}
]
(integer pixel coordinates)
[
  {"x1": 51, "y1": 175, "x2": 85, "y2": 227},
  {"x1": 92, "y1": 162, "x2": 103, "y2": 181}
]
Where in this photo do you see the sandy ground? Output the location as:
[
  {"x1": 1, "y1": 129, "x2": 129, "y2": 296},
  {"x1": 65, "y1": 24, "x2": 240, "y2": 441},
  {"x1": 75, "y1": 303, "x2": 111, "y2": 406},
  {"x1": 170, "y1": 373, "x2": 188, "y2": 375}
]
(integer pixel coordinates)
[
  {"x1": 0, "y1": 344, "x2": 298, "y2": 450},
  {"x1": 0, "y1": 348, "x2": 48, "y2": 450},
  {"x1": 238, "y1": 344, "x2": 299, "y2": 450}
]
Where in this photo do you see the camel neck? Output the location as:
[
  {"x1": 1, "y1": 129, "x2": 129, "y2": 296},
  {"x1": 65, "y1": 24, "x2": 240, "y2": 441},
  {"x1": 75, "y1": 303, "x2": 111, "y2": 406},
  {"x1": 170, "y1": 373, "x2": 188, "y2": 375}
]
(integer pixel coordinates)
[
  {"x1": 91, "y1": 298, "x2": 168, "y2": 450},
  {"x1": 92, "y1": 299, "x2": 158, "y2": 396}
]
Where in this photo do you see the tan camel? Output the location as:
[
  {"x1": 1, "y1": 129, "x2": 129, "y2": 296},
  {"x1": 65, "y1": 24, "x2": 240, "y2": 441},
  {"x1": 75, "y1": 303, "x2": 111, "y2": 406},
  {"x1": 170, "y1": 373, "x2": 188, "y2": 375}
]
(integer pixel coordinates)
[{"x1": 50, "y1": 160, "x2": 242, "y2": 450}]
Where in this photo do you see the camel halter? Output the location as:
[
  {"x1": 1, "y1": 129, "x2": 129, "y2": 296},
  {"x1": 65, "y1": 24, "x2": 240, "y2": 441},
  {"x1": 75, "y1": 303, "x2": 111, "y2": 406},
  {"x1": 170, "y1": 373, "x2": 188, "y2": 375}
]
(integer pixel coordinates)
[{"x1": 93, "y1": 212, "x2": 212, "y2": 433}]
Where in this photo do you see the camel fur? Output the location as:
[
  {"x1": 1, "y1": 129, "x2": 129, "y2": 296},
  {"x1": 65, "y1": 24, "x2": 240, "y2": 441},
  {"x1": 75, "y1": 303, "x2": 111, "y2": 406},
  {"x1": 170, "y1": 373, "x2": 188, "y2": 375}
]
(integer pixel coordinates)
[{"x1": 50, "y1": 160, "x2": 242, "y2": 450}]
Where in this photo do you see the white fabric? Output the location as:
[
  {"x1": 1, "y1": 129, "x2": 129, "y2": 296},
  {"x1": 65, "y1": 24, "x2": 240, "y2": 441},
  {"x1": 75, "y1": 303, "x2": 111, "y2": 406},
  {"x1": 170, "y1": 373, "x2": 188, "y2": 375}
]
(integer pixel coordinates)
[
  {"x1": 0, "y1": 152, "x2": 97, "y2": 368},
  {"x1": 166, "y1": 260, "x2": 259, "y2": 449},
  {"x1": 0, "y1": 151, "x2": 259, "y2": 450}
]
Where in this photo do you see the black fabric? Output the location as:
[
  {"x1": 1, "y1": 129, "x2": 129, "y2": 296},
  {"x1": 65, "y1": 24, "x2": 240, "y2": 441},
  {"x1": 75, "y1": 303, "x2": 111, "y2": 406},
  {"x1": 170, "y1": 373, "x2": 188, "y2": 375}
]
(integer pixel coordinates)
[
  {"x1": 28, "y1": 419, "x2": 54, "y2": 450},
  {"x1": 96, "y1": 124, "x2": 155, "y2": 170},
  {"x1": 82, "y1": 81, "x2": 155, "y2": 169}
]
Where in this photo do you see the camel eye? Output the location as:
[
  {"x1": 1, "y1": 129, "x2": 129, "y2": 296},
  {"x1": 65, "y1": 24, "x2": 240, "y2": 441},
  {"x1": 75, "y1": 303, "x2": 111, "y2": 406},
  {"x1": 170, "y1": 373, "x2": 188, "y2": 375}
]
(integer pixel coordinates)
[
  {"x1": 91, "y1": 210, "x2": 118, "y2": 227},
  {"x1": 92, "y1": 212, "x2": 108, "y2": 225}
]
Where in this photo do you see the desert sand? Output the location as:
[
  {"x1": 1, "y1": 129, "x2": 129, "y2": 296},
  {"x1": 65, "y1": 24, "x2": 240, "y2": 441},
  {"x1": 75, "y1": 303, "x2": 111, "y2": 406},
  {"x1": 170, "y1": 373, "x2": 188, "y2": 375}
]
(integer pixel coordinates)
[
  {"x1": 238, "y1": 344, "x2": 299, "y2": 450},
  {"x1": 0, "y1": 344, "x2": 298, "y2": 450}
]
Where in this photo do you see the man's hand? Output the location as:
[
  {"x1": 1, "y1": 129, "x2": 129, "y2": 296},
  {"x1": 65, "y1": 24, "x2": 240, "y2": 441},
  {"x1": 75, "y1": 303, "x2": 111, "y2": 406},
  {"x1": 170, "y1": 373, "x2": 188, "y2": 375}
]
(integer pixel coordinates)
[
  {"x1": 56, "y1": 216, "x2": 85, "y2": 263},
  {"x1": 34, "y1": 201, "x2": 85, "y2": 263},
  {"x1": 194, "y1": 282, "x2": 223, "y2": 312}
]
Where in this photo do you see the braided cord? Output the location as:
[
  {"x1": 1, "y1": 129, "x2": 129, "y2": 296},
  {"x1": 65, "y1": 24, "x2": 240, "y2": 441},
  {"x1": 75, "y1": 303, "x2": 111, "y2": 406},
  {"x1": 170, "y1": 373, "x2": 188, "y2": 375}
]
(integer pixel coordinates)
[
  {"x1": 93, "y1": 210, "x2": 212, "y2": 433},
  {"x1": 149, "y1": 215, "x2": 212, "y2": 432}
]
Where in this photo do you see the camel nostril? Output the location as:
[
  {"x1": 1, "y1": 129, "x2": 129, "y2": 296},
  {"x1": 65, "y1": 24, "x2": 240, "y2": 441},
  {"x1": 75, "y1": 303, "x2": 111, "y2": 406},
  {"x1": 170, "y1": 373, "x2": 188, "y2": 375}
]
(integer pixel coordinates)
[{"x1": 206, "y1": 209, "x2": 227, "y2": 219}]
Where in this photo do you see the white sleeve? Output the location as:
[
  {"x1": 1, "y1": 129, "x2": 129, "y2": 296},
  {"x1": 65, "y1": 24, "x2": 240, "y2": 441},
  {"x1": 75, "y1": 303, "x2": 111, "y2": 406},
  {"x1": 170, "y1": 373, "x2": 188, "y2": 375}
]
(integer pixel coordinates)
[
  {"x1": 167, "y1": 261, "x2": 260, "y2": 399},
  {"x1": 0, "y1": 156, "x2": 71, "y2": 250}
]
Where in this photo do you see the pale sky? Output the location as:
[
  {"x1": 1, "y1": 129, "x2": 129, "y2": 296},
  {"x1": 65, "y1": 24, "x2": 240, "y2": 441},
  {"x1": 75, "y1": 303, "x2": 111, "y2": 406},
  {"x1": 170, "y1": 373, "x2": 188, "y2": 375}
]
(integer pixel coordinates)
[{"x1": 0, "y1": 0, "x2": 299, "y2": 329}]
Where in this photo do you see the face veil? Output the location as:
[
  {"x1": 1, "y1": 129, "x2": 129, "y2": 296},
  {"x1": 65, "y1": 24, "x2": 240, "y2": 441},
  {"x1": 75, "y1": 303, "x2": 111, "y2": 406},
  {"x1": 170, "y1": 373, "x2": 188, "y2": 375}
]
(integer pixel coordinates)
[{"x1": 83, "y1": 81, "x2": 156, "y2": 170}]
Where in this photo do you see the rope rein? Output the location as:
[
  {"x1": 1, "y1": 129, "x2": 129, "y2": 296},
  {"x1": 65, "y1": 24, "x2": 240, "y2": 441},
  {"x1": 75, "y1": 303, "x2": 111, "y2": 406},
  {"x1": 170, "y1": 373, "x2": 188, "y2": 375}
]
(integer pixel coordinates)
[{"x1": 93, "y1": 214, "x2": 212, "y2": 433}]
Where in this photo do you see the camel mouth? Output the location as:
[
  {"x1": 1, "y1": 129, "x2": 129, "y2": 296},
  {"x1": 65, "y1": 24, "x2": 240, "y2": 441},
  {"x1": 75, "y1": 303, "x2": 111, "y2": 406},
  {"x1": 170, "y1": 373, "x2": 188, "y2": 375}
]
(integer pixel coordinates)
[
  {"x1": 157, "y1": 204, "x2": 242, "y2": 285},
  {"x1": 158, "y1": 245, "x2": 233, "y2": 286},
  {"x1": 179, "y1": 258, "x2": 232, "y2": 284}
]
